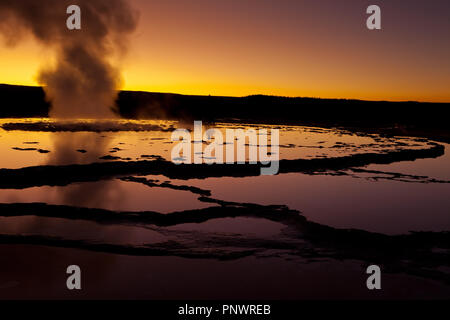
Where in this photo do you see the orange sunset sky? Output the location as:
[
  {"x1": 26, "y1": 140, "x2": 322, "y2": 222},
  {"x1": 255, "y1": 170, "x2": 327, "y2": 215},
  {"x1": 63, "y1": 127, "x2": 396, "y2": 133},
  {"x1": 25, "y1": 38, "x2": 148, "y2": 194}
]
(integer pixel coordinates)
[{"x1": 1, "y1": 0, "x2": 449, "y2": 102}]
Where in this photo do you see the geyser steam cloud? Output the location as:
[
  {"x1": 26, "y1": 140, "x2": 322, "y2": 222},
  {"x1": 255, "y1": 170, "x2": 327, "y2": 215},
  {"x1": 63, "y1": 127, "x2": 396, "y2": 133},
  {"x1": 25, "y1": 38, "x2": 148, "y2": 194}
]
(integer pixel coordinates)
[{"x1": 0, "y1": 0, "x2": 138, "y2": 118}]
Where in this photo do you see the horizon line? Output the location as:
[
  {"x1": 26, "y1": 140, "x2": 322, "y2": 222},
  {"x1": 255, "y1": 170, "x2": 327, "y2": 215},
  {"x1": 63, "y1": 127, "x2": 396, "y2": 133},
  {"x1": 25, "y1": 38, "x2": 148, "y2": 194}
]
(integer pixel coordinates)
[{"x1": 1, "y1": 83, "x2": 449, "y2": 104}]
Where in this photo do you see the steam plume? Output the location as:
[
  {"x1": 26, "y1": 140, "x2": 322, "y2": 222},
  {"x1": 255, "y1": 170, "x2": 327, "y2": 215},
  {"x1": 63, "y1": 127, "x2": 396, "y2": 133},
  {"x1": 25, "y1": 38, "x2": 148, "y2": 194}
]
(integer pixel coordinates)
[{"x1": 0, "y1": 0, "x2": 138, "y2": 118}]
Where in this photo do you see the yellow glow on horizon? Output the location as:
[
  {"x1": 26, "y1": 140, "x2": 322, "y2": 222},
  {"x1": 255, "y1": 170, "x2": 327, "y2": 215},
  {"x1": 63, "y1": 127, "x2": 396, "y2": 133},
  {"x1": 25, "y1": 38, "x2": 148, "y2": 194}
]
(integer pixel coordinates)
[
  {"x1": 120, "y1": 69, "x2": 450, "y2": 103},
  {"x1": 0, "y1": 51, "x2": 39, "y2": 87},
  {"x1": 0, "y1": 34, "x2": 449, "y2": 103},
  {"x1": 1, "y1": 55, "x2": 449, "y2": 103}
]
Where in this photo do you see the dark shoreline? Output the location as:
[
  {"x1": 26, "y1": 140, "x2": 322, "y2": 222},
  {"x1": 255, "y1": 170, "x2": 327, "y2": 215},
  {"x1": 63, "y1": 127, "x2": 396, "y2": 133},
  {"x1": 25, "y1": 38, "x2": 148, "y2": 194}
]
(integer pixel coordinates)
[{"x1": 1, "y1": 83, "x2": 449, "y2": 142}]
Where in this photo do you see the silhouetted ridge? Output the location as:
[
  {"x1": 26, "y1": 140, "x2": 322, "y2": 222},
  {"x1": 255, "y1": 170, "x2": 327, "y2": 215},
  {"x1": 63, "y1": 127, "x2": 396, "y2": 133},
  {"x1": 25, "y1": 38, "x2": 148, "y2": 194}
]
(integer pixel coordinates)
[
  {"x1": 1, "y1": 84, "x2": 449, "y2": 135},
  {"x1": 0, "y1": 84, "x2": 50, "y2": 117}
]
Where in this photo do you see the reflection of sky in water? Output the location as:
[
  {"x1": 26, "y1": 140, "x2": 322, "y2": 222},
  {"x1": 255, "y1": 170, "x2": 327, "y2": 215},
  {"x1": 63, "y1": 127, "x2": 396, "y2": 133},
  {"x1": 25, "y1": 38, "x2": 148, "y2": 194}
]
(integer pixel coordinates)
[
  {"x1": 0, "y1": 118, "x2": 448, "y2": 236},
  {"x1": 0, "y1": 179, "x2": 211, "y2": 213},
  {"x1": 172, "y1": 169, "x2": 450, "y2": 235},
  {"x1": 0, "y1": 118, "x2": 432, "y2": 168},
  {"x1": 0, "y1": 216, "x2": 285, "y2": 246}
]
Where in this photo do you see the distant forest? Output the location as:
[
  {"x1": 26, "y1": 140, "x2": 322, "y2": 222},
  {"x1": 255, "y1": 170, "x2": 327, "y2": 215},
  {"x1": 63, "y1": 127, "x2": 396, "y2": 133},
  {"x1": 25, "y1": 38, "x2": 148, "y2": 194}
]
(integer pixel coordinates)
[{"x1": 1, "y1": 84, "x2": 448, "y2": 141}]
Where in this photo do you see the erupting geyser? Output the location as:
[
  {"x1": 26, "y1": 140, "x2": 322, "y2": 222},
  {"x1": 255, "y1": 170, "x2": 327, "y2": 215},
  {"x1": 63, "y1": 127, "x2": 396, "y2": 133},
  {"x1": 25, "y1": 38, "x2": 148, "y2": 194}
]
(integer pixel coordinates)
[{"x1": 0, "y1": 0, "x2": 138, "y2": 118}]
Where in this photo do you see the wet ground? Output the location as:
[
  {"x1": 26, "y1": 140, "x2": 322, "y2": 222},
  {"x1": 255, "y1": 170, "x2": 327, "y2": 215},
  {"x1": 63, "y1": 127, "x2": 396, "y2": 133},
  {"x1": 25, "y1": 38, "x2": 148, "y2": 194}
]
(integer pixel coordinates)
[{"x1": 0, "y1": 118, "x2": 449, "y2": 299}]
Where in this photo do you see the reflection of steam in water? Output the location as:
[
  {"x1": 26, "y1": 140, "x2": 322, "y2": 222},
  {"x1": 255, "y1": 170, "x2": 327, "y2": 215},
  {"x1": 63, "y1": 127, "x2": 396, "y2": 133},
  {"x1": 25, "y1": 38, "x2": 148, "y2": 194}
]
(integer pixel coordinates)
[
  {"x1": 47, "y1": 131, "x2": 112, "y2": 164},
  {"x1": 47, "y1": 132, "x2": 126, "y2": 209},
  {"x1": 58, "y1": 180, "x2": 126, "y2": 211}
]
